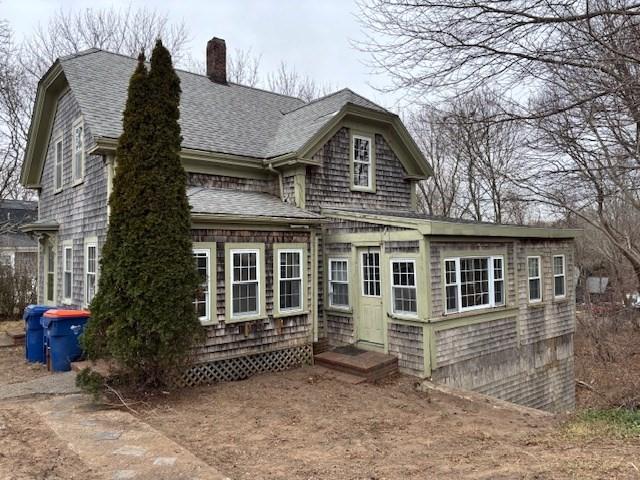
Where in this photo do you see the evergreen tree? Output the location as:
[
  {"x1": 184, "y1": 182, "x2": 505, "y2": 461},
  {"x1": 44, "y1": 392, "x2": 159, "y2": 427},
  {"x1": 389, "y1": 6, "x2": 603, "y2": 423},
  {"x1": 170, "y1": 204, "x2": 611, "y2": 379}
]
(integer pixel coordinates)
[{"x1": 83, "y1": 41, "x2": 202, "y2": 387}]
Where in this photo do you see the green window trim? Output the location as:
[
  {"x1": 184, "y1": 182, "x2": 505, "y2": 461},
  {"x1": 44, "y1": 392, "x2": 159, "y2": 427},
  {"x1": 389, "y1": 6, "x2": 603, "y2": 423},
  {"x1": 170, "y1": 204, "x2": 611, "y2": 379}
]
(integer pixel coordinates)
[
  {"x1": 273, "y1": 243, "x2": 308, "y2": 318},
  {"x1": 349, "y1": 130, "x2": 377, "y2": 193},
  {"x1": 193, "y1": 241, "x2": 216, "y2": 325},
  {"x1": 225, "y1": 243, "x2": 266, "y2": 324}
]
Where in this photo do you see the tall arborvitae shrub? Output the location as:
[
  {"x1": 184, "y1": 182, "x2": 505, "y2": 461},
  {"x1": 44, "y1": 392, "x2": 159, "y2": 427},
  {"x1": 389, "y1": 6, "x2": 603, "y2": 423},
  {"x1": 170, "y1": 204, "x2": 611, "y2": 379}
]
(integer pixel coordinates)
[{"x1": 82, "y1": 42, "x2": 202, "y2": 387}]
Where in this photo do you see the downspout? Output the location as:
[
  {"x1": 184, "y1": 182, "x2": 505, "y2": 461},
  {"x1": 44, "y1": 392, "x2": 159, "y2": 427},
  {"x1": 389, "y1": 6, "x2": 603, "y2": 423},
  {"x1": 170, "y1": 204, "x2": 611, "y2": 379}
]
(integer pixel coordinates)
[{"x1": 267, "y1": 162, "x2": 284, "y2": 201}]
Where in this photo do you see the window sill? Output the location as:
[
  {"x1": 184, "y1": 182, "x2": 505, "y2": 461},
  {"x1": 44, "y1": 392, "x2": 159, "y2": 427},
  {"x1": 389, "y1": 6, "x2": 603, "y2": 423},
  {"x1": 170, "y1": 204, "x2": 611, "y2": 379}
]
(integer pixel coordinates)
[
  {"x1": 54, "y1": 188, "x2": 63, "y2": 195},
  {"x1": 225, "y1": 314, "x2": 268, "y2": 324},
  {"x1": 552, "y1": 297, "x2": 569, "y2": 305},
  {"x1": 199, "y1": 319, "x2": 218, "y2": 327},
  {"x1": 273, "y1": 309, "x2": 309, "y2": 319},
  {"x1": 324, "y1": 306, "x2": 352, "y2": 315},
  {"x1": 527, "y1": 301, "x2": 545, "y2": 309},
  {"x1": 72, "y1": 178, "x2": 84, "y2": 187},
  {"x1": 350, "y1": 186, "x2": 376, "y2": 194},
  {"x1": 387, "y1": 311, "x2": 422, "y2": 323},
  {"x1": 434, "y1": 305, "x2": 518, "y2": 322}
]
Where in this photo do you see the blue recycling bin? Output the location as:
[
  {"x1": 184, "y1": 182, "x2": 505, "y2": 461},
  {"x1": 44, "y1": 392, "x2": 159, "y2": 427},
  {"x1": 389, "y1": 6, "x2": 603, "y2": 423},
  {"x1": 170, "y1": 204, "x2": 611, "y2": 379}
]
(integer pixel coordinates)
[
  {"x1": 23, "y1": 304, "x2": 55, "y2": 363},
  {"x1": 41, "y1": 309, "x2": 91, "y2": 372}
]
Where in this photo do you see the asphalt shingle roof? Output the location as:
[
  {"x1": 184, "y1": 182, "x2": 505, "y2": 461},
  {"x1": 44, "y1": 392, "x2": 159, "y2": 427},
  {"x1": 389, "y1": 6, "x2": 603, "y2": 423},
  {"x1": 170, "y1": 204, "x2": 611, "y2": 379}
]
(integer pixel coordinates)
[
  {"x1": 60, "y1": 49, "x2": 385, "y2": 160},
  {"x1": 187, "y1": 187, "x2": 322, "y2": 220}
]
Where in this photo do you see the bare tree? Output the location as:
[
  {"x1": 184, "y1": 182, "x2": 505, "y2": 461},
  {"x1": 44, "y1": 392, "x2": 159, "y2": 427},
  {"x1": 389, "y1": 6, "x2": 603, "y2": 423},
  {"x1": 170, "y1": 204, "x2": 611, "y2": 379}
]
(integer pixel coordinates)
[
  {"x1": 21, "y1": 6, "x2": 190, "y2": 79},
  {"x1": 228, "y1": 48, "x2": 262, "y2": 87},
  {"x1": 266, "y1": 61, "x2": 333, "y2": 101}
]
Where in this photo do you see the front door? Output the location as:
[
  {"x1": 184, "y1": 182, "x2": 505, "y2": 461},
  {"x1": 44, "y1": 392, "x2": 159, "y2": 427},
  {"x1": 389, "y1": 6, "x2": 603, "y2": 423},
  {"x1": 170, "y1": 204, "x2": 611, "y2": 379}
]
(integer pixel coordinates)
[{"x1": 357, "y1": 247, "x2": 384, "y2": 345}]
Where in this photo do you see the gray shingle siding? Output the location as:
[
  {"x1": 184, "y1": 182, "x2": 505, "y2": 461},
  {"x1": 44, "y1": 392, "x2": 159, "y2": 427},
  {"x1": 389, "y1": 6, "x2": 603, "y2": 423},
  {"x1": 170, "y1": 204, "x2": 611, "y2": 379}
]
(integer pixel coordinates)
[
  {"x1": 306, "y1": 127, "x2": 412, "y2": 213},
  {"x1": 37, "y1": 90, "x2": 108, "y2": 306}
]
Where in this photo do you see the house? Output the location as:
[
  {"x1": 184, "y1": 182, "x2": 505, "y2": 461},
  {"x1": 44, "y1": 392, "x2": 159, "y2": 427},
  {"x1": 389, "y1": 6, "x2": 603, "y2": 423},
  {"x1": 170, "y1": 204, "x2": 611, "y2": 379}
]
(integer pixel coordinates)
[
  {"x1": 20, "y1": 38, "x2": 577, "y2": 411},
  {"x1": 0, "y1": 199, "x2": 38, "y2": 271}
]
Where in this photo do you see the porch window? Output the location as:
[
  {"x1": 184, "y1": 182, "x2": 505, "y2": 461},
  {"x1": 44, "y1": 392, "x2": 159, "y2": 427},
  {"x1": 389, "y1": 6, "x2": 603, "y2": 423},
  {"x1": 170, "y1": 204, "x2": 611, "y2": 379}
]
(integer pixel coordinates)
[
  {"x1": 329, "y1": 259, "x2": 349, "y2": 308},
  {"x1": 444, "y1": 255, "x2": 505, "y2": 314},
  {"x1": 45, "y1": 242, "x2": 55, "y2": 303},
  {"x1": 391, "y1": 259, "x2": 417, "y2": 316},
  {"x1": 193, "y1": 249, "x2": 210, "y2": 321},
  {"x1": 85, "y1": 242, "x2": 97, "y2": 305},
  {"x1": 72, "y1": 119, "x2": 84, "y2": 183},
  {"x1": 361, "y1": 251, "x2": 381, "y2": 296},
  {"x1": 278, "y1": 249, "x2": 303, "y2": 312},
  {"x1": 62, "y1": 244, "x2": 73, "y2": 303},
  {"x1": 553, "y1": 255, "x2": 565, "y2": 298},
  {"x1": 528, "y1": 256, "x2": 542, "y2": 302},
  {"x1": 352, "y1": 134, "x2": 372, "y2": 190},
  {"x1": 231, "y1": 249, "x2": 260, "y2": 318},
  {"x1": 54, "y1": 137, "x2": 63, "y2": 191}
]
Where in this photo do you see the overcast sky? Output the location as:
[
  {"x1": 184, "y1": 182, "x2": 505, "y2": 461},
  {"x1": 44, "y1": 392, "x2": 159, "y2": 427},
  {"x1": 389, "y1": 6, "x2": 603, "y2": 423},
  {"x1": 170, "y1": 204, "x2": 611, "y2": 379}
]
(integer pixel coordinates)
[{"x1": 3, "y1": 0, "x2": 399, "y2": 108}]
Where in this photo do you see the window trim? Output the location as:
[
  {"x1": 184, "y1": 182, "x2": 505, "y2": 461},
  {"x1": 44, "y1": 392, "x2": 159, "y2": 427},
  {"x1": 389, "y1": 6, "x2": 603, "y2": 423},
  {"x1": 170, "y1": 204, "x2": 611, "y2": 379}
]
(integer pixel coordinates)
[
  {"x1": 84, "y1": 237, "x2": 98, "y2": 308},
  {"x1": 192, "y1": 242, "x2": 216, "y2": 325},
  {"x1": 443, "y1": 255, "x2": 505, "y2": 314},
  {"x1": 225, "y1": 243, "x2": 266, "y2": 323},
  {"x1": 274, "y1": 244, "x2": 307, "y2": 318},
  {"x1": 327, "y1": 257, "x2": 351, "y2": 310},
  {"x1": 44, "y1": 238, "x2": 57, "y2": 306},
  {"x1": 53, "y1": 133, "x2": 64, "y2": 193},
  {"x1": 553, "y1": 254, "x2": 566, "y2": 299},
  {"x1": 527, "y1": 256, "x2": 543, "y2": 304},
  {"x1": 350, "y1": 131, "x2": 376, "y2": 193},
  {"x1": 390, "y1": 258, "x2": 419, "y2": 318},
  {"x1": 71, "y1": 117, "x2": 85, "y2": 185},
  {"x1": 62, "y1": 241, "x2": 73, "y2": 305}
]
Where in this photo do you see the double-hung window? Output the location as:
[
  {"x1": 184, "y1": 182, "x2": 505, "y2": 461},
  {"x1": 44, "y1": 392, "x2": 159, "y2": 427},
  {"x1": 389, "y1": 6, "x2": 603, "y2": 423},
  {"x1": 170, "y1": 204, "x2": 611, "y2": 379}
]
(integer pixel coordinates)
[
  {"x1": 231, "y1": 249, "x2": 260, "y2": 318},
  {"x1": 193, "y1": 249, "x2": 210, "y2": 321},
  {"x1": 553, "y1": 255, "x2": 566, "y2": 298},
  {"x1": 277, "y1": 249, "x2": 304, "y2": 313},
  {"x1": 352, "y1": 134, "x2": 373, "y2": 190},
  {"x1": 85, "y1": 241, "x2": 97, "y2": 306},
  {"x1": 45, "y1": 242, "x2": 55, "y2": 303},
  {"x1": 391, "y1": 259, "x2": 417, "y2": 316},
  {"x1": 528, "y1": 256, "x2": 542, "y2": 302},
  {"x1": 72, "y1": 119, "x2": 84, "y2": 183},
  {"x1": 444, "y1": 255, "x2": 505, "y2": 314},
  {"x1": 62, "y1": 243, "x2": 73, "y2": 303},
  {"x1": 54, "y1": 136, "x2": 63, "y2": 191},
  {"x1": 328, "y1": 258, "x2": 349, "y2": 308}
]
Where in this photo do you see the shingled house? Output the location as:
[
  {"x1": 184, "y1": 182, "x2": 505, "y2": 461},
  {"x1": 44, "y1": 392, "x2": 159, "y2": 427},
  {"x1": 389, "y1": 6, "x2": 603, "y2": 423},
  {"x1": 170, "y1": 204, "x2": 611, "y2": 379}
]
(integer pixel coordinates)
[{"x1": 20, "y1": 38, "x2": 577, "y2": 411}]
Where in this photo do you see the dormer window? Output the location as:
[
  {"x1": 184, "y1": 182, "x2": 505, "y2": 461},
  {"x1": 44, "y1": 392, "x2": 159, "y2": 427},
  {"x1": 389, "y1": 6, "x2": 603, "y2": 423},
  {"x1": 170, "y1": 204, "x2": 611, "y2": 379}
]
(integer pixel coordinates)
[
  {"x1": 72, "y1": 119, "x2": 85, "y2": 184},
  {"x1": 351, "y1": 133, "x2": 375, "y2": 192}
]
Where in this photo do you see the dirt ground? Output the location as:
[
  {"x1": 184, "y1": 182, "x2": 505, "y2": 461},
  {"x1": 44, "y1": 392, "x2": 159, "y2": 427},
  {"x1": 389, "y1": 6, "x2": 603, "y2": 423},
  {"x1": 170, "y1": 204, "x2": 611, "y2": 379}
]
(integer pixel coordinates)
[
  {"x1": 139, "y1": 368, "x2": 640, "y2": 480},
  {"x1": 0, "y1": 320, "x2": 49, "y2": 386},
  {"x1": 0, "y1": 403, "x2": 95, "y2": 480}
]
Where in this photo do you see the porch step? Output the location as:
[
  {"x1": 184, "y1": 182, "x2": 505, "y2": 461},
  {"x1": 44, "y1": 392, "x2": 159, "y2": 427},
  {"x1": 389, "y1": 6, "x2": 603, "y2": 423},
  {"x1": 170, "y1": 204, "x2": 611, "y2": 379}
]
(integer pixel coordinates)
[{"x1": 314, "y1": 346, "x2": 398, "y2": 383}]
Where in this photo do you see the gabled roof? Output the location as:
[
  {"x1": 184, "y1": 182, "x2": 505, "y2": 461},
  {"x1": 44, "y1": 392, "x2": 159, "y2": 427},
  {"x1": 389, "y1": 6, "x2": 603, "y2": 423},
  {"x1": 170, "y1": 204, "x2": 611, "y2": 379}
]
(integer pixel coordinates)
[{"x1": 21, "y1": 49, "x2": 433, "y2": 187}]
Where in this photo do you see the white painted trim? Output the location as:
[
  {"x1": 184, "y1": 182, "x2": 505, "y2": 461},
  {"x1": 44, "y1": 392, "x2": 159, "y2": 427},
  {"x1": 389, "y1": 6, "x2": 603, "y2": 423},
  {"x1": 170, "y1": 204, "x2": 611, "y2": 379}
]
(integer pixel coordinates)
[
  {"x1": 553, "y1": 254, "x2": 566, "y2": 299},
  {"x1": 62, "y1": 241, "x2": 73, "y2": 304},
  {"x1": 71, "y1": 117, "x2": 85, "y2": 184},
  {"x1": 328, "y1": 257, "x2": 350, "y2": 309},
  {"x1": 443, "y1": 255, "x2": 505, "y2": 314},
  {"x1": 193, "y1": 248, "x2": 212, "y2": 322},
  {"x1": 53, "y1": 133, "x2": 64, "y2": 193},
  {"x1": 84, "y1": 237, "x2": 98, "y2": 308},
  {"x1": 389, "y1": 258, "x2": 418, "y2": 317},
  {"x1": 527, "y1": 256, "x2": 543, "y2": 303},
  {"x1": 230, "y1": 248, "x2": 261, "y2": 319},
  {"x1": 360, "y1": 249, "x2": 381, "y2": 298},
  {"x1": 351, "y1": 134, "x2": 373, "y2": 190},
  {"x1": 276, "y1": 248, "x2": 304, "y2": 314}
]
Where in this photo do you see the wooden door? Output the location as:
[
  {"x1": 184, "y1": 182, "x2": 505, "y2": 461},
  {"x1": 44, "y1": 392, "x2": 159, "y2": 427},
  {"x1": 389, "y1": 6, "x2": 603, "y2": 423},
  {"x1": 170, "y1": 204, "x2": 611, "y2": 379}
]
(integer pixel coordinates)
[{"x1": 357, "y1": 248, "x2": 384, "y2": 345}]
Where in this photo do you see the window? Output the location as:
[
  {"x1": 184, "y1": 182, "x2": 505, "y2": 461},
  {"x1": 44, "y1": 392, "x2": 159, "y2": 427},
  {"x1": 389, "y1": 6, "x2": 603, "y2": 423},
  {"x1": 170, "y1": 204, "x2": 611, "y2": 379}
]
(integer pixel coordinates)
[
  {"x1": 328, "y1": 259, "x2": 349, "y2": 308},
  {"x1": 391, "y1": 259, "x2": 417, "y2": 316},
  {"x1": 0, "y1": 253, "x2": 14, "y2": 269},
  {"x1": 231, "y1": 249, "x2": 260, "y2": 318},
  {"x1": 352, "y1": 134, "x2": 373, "y2": 190},
  {"x1": 277, "y1": 249, "x2": 303, "y2": 313},
  {"x1": 361, "y1": 250, "x2": 381, "y2": 296},
  {"x1": 63, "y1": 244, "x2": 73, "y2": 303},
  {"x1": 72, "y1": 120, "x2": 84, "y2": 183},
  {"x1": 528, "y1": 256, "x2": 542, "y2": 302},
  {"x1": 45, "y1": 242, "x2": 55, "y2": 303},
  {"x1": 85, "y1": 241, "x2": 97, "y2": 306},
  {"x1": 493, "y1": 257, "x2": 504, "y2": 306},
  {"x1": 444, "y1": 255, "x2": 505, "y2": 313},
  {"x1": 553, "y1": 255, "x2": 566, "y2": 298},
  {"x1": 54, "y1": 137, "x2": 63, "y2": 191},
  {"x1": 193, "y1": 249, "x2": 210, "y2": 321}
]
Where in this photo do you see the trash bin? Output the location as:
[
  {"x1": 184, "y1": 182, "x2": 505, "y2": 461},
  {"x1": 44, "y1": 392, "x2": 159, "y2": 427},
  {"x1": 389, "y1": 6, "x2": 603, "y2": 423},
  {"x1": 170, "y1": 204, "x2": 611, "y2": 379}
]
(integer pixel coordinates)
[
  {"x1": 41, "y1": 309, "x2": 91, "y2": 372},
  {"x1": 23, "y1": 304, "x2": 55, "y2": 363}
]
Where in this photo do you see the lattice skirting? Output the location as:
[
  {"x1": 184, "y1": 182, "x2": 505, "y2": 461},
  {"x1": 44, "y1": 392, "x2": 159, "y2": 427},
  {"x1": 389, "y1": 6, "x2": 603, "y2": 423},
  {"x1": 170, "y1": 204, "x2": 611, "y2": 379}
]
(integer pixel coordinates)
[{"x1": 174, "y1": 344, "x2": 314, "y2": 388}]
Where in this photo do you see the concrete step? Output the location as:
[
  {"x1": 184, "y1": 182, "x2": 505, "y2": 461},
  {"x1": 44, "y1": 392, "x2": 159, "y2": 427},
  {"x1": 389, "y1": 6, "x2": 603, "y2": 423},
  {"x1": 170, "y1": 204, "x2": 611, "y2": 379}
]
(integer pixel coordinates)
[{"x1": 314, "y1": 346, "x2": 398, "y2": 382}]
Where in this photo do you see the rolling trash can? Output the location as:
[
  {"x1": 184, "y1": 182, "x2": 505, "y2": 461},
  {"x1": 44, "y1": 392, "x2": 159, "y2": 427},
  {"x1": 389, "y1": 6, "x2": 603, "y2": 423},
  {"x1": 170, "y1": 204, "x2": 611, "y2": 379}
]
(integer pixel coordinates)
[
  {"x1": 41, "y1": 309, "x2": 91, "y2": 372},
  {"x1": 23, "y1": 304, "x2": 55, "y2": 364}
]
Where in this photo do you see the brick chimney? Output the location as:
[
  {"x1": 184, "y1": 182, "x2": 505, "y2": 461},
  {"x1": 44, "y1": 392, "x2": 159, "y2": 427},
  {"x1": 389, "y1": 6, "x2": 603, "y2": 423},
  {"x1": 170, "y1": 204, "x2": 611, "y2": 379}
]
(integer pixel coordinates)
[{"x1": 206, "y1": 37, "x2": 227, "y2": 84}]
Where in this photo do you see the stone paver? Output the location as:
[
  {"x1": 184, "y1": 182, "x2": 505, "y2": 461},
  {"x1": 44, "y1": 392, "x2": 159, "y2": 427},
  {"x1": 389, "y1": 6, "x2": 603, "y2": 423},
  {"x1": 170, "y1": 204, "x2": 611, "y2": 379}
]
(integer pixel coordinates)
[
  {"x1": 32, "y1": 394, "x2": 229, "y2": 480},
  {"x1": 0, "y1": 371, "x2": 79, "y2": 400}
]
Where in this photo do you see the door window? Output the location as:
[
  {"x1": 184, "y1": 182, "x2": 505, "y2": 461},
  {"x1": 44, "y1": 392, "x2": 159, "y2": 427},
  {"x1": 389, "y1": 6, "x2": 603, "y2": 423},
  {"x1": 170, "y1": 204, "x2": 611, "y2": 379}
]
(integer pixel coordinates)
[{"x1": 361, "y1": 251, "x2": 381, "y2": 297}]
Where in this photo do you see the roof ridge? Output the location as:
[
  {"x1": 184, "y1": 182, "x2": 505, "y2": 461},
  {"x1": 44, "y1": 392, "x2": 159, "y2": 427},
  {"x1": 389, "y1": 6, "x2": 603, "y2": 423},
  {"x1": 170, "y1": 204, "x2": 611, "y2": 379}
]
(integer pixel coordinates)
[
  {"x1": 282, "y1": 88, "x2": 350, "y2": 115},
  {"x1": 61, "y1": 48, "x2": 305, "y2": 105}
]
